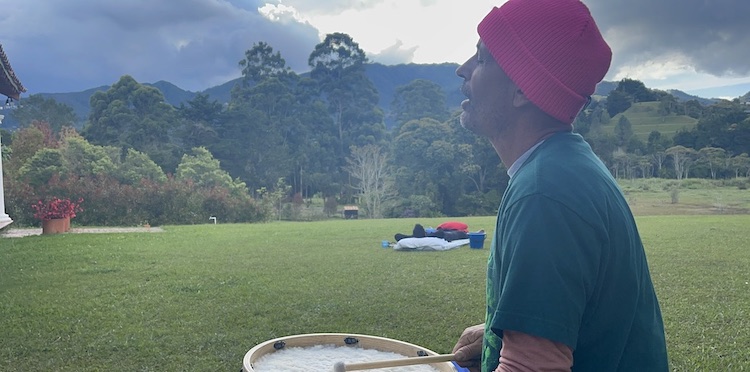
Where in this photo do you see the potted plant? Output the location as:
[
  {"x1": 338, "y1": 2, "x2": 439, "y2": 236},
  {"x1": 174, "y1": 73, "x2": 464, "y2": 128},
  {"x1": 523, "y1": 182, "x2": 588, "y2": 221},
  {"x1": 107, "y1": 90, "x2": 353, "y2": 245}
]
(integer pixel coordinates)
[{"x1": 32, "y1": 197, "x2": 83, "y2": 234}]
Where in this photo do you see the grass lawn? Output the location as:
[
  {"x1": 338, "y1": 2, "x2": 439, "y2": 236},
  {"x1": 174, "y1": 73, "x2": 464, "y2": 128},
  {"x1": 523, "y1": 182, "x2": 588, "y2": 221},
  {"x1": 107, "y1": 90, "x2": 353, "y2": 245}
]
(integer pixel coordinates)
[
  {"x1": 2, "y1": 215, "x2": 749, "y2": 371},
  {"x1": 619, "y1": 179, "x2": 750, "y2": 216}
]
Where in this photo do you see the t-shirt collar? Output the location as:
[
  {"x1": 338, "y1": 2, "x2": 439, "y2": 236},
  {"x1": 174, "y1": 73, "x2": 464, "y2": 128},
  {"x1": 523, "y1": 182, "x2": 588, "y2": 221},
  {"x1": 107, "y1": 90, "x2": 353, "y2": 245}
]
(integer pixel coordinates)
[{"x1": 507, "y1": 140, "x2": 545, "y2": 179}]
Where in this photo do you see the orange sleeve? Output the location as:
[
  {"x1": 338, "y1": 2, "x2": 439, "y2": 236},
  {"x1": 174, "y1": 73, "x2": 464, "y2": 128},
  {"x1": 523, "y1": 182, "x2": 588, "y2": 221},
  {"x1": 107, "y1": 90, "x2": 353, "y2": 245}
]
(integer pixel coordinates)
[{"x1": 495, "y1": 330, "x2": 573, "y2": 372}]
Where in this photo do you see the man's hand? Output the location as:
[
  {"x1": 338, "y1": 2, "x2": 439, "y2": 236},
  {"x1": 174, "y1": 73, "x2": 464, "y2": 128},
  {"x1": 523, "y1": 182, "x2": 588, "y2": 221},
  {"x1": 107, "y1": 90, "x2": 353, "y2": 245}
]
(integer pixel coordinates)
[{"x1": 452, "y1": 324, "x2": 484, "y2": 372}]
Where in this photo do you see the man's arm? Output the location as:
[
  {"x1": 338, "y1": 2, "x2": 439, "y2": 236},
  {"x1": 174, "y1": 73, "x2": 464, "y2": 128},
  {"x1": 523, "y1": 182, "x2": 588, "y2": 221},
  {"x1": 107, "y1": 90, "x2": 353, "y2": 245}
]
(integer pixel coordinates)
[{"x1": 496, "y1": 330, "x2": 573, "y2": 372}]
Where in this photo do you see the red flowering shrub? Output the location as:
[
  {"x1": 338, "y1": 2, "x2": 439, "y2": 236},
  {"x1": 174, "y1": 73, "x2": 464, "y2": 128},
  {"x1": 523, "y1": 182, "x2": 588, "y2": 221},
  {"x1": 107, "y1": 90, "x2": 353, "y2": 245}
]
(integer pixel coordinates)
[{"x1": 31, "y1": 197, "x2": 84, "y2": 221}]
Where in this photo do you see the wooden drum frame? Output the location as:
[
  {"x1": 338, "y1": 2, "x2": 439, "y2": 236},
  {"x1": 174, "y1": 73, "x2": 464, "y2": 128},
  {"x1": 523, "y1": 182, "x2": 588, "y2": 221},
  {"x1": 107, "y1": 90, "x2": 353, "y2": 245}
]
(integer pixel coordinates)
[{"x1": 243, "y1": 333, "x2": 458, "y2": 371}]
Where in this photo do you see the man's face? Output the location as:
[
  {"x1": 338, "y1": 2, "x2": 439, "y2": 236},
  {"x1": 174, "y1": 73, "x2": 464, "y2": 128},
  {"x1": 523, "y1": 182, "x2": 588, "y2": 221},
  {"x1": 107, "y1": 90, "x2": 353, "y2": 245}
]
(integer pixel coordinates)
[{"x1": 456, "y1": 41, "x2": 517, "y2": 138}]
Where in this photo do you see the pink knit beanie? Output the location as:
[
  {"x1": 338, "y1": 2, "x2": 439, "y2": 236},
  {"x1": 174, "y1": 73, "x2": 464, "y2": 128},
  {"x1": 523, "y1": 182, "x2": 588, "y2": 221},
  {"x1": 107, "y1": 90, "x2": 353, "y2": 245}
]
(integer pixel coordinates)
[{"x1": 478, "y1": 0, "x2": 612, "y2": 124}]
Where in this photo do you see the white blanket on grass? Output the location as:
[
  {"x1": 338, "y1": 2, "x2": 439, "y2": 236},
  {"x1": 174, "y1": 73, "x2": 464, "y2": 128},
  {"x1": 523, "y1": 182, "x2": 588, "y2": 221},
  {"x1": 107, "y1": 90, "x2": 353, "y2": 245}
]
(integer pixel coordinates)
[{"x1": 393, "y1": 237, "x2": 470, "y2": 251}]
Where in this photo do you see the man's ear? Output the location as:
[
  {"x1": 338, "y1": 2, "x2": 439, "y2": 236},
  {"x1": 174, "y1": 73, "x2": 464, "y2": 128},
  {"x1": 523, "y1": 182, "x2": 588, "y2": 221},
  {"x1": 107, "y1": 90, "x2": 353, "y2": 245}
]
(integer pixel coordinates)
[{"x1": 513, "y1": 88, "x2": 531, "y2": 107}]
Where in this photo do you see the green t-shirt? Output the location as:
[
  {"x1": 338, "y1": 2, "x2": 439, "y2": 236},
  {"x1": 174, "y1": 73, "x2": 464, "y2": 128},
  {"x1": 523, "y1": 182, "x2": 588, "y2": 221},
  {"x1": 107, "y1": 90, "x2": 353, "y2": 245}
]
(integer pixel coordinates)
[{"x1": 482, "y1": 132, "x2": 668, "y2": 371}]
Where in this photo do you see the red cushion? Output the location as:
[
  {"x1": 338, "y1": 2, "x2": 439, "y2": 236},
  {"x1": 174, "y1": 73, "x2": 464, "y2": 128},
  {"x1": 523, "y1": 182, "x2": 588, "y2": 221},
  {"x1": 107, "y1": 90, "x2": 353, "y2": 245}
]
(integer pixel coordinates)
[{"x1": 437, "y1": 221, "x2": 469, "y2": 232}]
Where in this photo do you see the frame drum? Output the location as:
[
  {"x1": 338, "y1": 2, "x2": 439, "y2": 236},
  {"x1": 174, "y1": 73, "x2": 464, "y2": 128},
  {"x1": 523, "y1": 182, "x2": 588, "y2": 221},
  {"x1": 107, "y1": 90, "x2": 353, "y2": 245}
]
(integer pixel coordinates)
[{"x1": 243, "y1": 333, "x2": 458, "y2": 371}]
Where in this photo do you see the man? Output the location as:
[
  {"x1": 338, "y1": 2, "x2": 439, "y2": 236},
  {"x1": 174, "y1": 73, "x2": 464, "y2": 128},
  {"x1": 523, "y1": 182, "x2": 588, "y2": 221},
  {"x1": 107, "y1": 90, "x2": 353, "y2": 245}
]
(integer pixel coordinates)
[{"x1": 451, "y1": 0, "x2": 669, "y2": 371}]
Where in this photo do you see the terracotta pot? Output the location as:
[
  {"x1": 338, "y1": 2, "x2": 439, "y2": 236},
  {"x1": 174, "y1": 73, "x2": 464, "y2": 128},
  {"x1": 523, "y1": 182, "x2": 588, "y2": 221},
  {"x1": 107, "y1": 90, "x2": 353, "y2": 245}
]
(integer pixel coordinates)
[
  {"x1": 42, "y1": 218, "x2": 67, "y2": 235},
  {"x1": 64, "y1": 216, "x2": 71, "y2": 232}
]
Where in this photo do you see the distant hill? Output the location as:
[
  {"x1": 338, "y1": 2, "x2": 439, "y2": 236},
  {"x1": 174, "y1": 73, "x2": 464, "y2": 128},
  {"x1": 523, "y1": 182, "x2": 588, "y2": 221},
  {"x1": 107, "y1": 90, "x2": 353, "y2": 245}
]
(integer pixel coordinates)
[
  {"x1": 606, "y1": 102, "x2": 698, "y2": 140},
  {"x1": 202, "y1": 78, "x2": 240, "y2": 104},
  {"x1": 687, "y1": 82, "x2": 750, "y2": 101},
  {"x1": 40, "y1": 85, "x2": 109, "y2": 123},
  {"x1": 25, "y1": 63, "x2": 468, "y2": 128},
  {"x1": 665, "y1": 89, "x2": 718, "y2": 105},
  {"x1": 594, "y1": 81, "x2": 618, "y2": 97},
  {"x1": 366, "y1": 62, "x2": 463, "y2": 108},
  {"x1": 148, "y1": 81, "x2": 198, "y2": 107},
  {"x1": 6, "y1": 64, "x2": 726, "y2": 131}
]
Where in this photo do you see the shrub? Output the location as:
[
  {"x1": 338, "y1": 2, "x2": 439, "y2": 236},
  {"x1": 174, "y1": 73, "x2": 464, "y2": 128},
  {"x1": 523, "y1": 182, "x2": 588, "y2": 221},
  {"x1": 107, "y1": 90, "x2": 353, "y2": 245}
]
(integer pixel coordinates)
[
  {"x1": 385, "y1": 195, "x2": 441, "y2": 218},
  {"x1": 323, "y1": 197, "x2": 338, "y2": 217},
  {"x1": 670, "y1": 188, "x2": 680, "y2": 204},
  {"x1": 681, "y1": 178, "x2": 714, "y2": 190},
  {"x1": 4, "y1": 173, "x2": 269, "y2": 227}
]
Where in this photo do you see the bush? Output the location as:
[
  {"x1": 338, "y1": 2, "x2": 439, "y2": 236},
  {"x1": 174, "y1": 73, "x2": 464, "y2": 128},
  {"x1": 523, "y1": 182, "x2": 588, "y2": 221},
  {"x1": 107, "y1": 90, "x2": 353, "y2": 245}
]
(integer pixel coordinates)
[
  {"x1": 384, "y1": 195, "x2": 441, "y2": 218},
  {"x1": 719, "y1": 177, "x2": 749, "y2": 190},
  {"x1": 681, "y1": 178, "x2": 714, "y2": 190},
  {"x1": 323, "y1": 196, "x2": 338, "y2": 217},
  {"x1": 670, "y1": 187, "x2": 680, "y2": 204},
  {"x1": 4, "y1": 173, "x2": 269, "y2": 227}
]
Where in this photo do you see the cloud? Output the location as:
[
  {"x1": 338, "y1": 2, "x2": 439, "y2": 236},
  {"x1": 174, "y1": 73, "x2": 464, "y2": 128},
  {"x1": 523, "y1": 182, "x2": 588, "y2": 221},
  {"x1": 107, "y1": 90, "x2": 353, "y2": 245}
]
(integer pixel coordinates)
[
  {"x1": 586, "y1": 0, "x2": 750, "y2": 79},
  {"x1": 1, "y1": 0, "x2": 748, "y2": 96},
  {"x1": 369, "y1": 40, "x2": 418, "y2": 65},
  {"x1": 275, "y1": 0, "x2": 384, "y2": 15},
  {"x1": 0, "y1": 0, "x2": 321, "y2": 93}
]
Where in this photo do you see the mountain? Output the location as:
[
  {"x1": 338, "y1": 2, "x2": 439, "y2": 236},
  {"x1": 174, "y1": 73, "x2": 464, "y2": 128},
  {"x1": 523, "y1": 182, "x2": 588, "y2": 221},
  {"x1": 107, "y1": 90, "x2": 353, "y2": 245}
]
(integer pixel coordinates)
[
  {"x1": 7, "y1": 64, "x2": 732, "y2": 131},
  {"x1": 366, "y1": 62, "x2": 463, "y2": 109},
  {"x1": 28, "y1": 63, "x2": 468, "y2": 127},
  {"x1": 665, "y1": 90, "x2": 718, "y2": 105},
  {"x1": 686, "y1": 82, "x2": 750, "y2": 101},
  {"x1": 148, "y1": 81, "x2": 198, "y2": 107},
  {"x1": 39, "y1": 82, "x2": 198, "y2": 121},
  {"x1": 594, "y1": 80, "x2": 617, "y2": 97},
  {"x1": 40, "y1": 85, "x2": 109, "y2": 122},
  {"x1": 202, "y1": 78, "x2": 240, "y2": 104}
]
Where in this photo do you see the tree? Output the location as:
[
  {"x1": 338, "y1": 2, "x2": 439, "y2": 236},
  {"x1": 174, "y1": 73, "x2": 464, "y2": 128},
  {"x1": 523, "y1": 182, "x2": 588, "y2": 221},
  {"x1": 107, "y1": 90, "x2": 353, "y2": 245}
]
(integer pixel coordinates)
[
  {"x1": 658, "y1": 94, "x2": 678, "y2": 116},
  {"x1": 390, "y1": 79, "x2": 449, "y2": 128},
  {"x1": 697, "y1": 147, "x2": 727, "y2": 179},
  {"x1": 606, "y1": 89, "x2": 632, "y2": 117},
  {"x1": 308, "y1": 33, "x2": 386, "y2": 158},
  {"x1": 59, "y1": 135, "x2": 117, "y2": 178},
  {"x1": 115, "y1": 148, "x2": 166, "y2": 185},
  {"x1": 666, "y1": 145, "x2": 697, "y2": 180},
  {"x1": 176, "y1": 93, "x2": 222, "y2": 151},
  {"x1": 309, "y1": 33, "x2": 368, "y2": 79},
  {"x1": 5, "y1": 121, "x2": 63, "y2": 179},
  {"x1": 83, "y1": 75, "x2": 180, "y2": 172},
  {"x1": 673, "y1": 103, "x2": 750, "y2": 156},
  {"x1": 18, "y1": 148, "x2": 65, "y2": 186},
  {"x1": 256, "y1": 177, "x2": 292, "y2": 221},
  {"x1": 637, "y1": 155, "x2": 653, "y2": 178},
  {"x1": 728, "y1": 153, "x2": 750, "y2": 178},
  {"x1": 345, "y1": 145, "x2": 393, "y2": 219},
  {"x1": 616, "y1": 78, "x2": 657, "y2": 102},
  {"x1": 683, "y1": 99, "x2": 704, "y2": 119},
  {"x1": 392, "y1": 118, "x2": 465, "y2": 215},
  {"x1": 610, "y1": 148, "x2": 629, "y2": 179},
  {"x1": 614, "y1": 115, "x2": 634, "y2": 150},
  {"x1": 646, "y1": 130, "x2": 671, "y2": 177},
  {"x1": 10, "y1": 94, "x2": 77, "y2": 131},
  {"x1": 176, "y1": 147, "x2": 246, "y2": 194},
  {"x1": 239, "y1": 41, "x2": 291, "y2": 84}
]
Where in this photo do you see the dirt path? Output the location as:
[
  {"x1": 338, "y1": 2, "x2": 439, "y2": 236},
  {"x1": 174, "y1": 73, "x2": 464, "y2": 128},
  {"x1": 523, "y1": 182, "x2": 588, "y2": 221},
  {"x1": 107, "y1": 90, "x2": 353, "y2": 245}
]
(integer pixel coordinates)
[{"x1": 2, "y1": 226, "x2": 164, "y2": 238}]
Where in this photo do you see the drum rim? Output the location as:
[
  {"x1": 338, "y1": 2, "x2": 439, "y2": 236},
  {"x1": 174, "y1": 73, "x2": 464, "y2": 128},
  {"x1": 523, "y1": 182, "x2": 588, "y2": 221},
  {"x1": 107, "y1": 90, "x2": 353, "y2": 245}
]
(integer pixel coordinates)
[{"x1": 242, "y1": 332, "x2": 456, "y2": 372}]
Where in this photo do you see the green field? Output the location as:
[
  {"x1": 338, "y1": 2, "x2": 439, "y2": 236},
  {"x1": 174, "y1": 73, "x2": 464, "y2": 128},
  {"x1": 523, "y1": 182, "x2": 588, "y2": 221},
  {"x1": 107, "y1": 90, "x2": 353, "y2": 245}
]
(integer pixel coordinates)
[
  {"x1": 2, "y1": 211, "x2": 749, "y2": 371},
  {"x1": 607, "y1": 102, "x2": 698, "y2": 140},
  {"x1": 619, "y1": 178, "x2": 750, "y2": 215}
]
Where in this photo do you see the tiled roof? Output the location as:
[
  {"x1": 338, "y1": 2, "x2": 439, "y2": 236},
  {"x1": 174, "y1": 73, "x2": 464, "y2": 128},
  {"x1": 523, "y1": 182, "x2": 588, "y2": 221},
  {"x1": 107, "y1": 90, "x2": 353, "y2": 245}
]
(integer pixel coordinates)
[{"x1": 0, "y1": 43, "x2": 26, "y2": 100}]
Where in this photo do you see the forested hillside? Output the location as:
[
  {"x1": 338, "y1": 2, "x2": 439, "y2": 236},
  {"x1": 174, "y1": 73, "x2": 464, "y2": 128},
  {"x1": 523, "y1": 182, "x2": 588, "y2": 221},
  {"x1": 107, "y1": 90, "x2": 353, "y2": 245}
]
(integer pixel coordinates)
[{"x1": 2, "y1": 34, "x2": 749, "y2": 227}]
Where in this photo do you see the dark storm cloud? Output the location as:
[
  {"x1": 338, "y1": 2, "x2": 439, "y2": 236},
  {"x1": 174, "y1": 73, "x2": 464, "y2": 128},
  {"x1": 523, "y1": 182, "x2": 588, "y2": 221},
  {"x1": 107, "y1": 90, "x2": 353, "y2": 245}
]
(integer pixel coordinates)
[
  {"x1": 0, "y1": 0, "x2": 320, "y2": 93},
  {"x1": 586, "y1": 0, "x2": 750, "y2": 77}
]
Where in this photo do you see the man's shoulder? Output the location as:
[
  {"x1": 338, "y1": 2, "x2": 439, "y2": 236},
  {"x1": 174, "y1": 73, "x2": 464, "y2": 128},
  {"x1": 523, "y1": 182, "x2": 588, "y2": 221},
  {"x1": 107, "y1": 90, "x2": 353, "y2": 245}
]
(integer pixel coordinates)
[{"x1": 507, "y1": 134, "x2": 626, "y2": 221}]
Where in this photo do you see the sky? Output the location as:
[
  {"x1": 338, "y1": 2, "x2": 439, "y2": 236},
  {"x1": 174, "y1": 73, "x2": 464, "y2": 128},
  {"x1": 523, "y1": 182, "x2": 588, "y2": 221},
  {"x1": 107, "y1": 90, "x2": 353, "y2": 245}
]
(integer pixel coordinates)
[{"x1": 1, "y1": 0, "x2": 749, "y2": 99}]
